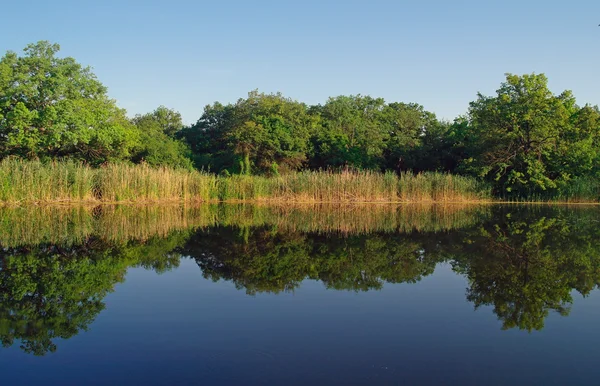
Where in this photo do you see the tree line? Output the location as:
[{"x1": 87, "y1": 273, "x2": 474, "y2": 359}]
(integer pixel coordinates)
[{"x1": 1, "y1": 41, "x2": 599, "y2": 197}]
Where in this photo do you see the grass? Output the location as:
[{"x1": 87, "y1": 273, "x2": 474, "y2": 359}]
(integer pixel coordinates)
[
  {"x1": 494, "y1": 177, "x2": 600, "y2": 204},
  {"x1": 541, "y1": 177, "x2": 600, "y2": 203},
  {"x1": 96, "y1": 163, "x2": 218, "y2": 202},
  {"x1": 0, "y1": 159, "x2": 96, "y2": 202},
  {"x1": 3, "y1": 159, "x2": 599, "y2": 204},
  {"x1": 0, "y1": 159, "x2": 492, "y2": 204}
]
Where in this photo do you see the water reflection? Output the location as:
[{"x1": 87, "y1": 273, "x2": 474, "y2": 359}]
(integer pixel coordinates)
[
  {"x1": 0, "y1": 204, "x2": 599, "y2": 355},
  {"x1": 451, "y1": 206, "x2": 600, "y2": 331},
  {"x1": 0, "y1": 235, "x2": 185, "y2": 355}
]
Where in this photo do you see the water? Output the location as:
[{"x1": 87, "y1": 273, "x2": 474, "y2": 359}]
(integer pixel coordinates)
[{"x1": 1, "y1": 204, "x2": 600, "y2": 385}]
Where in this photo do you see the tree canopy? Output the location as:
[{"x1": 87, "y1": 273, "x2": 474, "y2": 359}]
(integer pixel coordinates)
[
  {"x1": 180, "y1": 91, "x2": 316, "y2": 174},
  {"x1": 464, "y1": 73, "x2": 600, "y2": 196},
  {"x1": 0, "y1": 41, "x2": 139, "y2": 165},
  {"x1": 131, "y1": 106, "x2": 193, "y2": 169}
]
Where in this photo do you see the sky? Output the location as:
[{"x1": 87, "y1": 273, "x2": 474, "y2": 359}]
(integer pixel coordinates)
[{"x1": 1, "y1": 0, "x2": 599, "y2": 124}]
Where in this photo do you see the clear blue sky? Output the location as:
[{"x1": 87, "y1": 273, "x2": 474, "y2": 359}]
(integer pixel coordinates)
[{"x1": 1, "y1": 0, "x2": 599, "y2": 124}]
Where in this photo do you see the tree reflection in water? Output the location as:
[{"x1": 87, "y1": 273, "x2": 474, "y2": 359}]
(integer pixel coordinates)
[{"x1": 0, "y1": 204, "x2": 599, "y2": 355}]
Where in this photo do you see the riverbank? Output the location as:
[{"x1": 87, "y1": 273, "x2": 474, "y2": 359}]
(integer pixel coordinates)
[
  {"x1": 0, "y1": 159, "x2": 597, "y2": 204},
  {"x1": 0, "y1": 159, "x2": 490, "y2": 204}
]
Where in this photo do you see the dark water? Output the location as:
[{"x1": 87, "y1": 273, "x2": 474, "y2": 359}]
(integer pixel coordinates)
[{"x1": 1, "y1": 204, "x2": 600, "y2": 385}]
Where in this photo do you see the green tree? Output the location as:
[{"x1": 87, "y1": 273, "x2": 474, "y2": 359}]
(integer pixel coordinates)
[
  {"x1": 465, "y1": 73, "x2": 599, "y2": 196},
  {"x1": 133, "y1": 105, "x2": 184, "y2": 138},
  {"x1": 181, "y1": 91, "x2": 315, "y2": 174},
  {"x1": 309, "y1": 95, "x2": 387, "y2": 170},
  {"x1": 559, "y1": 104, "x2": 600, "y2": 178},
  {"x1": 308, "y1": 97, "x2": 440, "y2": 172},
  {"x1": 0, "y1": 41, "x2": 139, "y2": 164},
  {"x1": 131, "y1": 106, "x2": 193, "y2": 169},
  {"x1": 381, "y1": 102, "x2": 439, "y2": 172}
]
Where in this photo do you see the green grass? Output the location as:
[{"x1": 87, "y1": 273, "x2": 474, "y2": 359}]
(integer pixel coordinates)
[
  {"x1": 95, "y1": 163, "x2": 218, "y2": 202},
  {"x1": 547, "y1": 177, "x2": 600, "y2": 203},
  {"x1": 0, "y1": 159, "x2": 95, "y2": 202},
  {"x1": 495, "y1": 177, "x2": 600, "y2": 204},
  {"x1": 0, "y1": 159, "x2": 492, "y2": 204}
]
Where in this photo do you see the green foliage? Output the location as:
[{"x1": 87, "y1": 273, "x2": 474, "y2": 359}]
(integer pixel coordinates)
[
  {"x1": 310, "y1": 95, "x2": 387, "y2": 169},
  {"x1": 465, "y1": 73, "x2": 600, "y2": 197},
  {"x1": 309, "y1": 97, "x2": 437, "y2": 171},
  {"x1": 181, "y1": 91, "x2": 316, "y2": 174},
  {"x1": 0, "y1": 41, "x2": 139, "y2": 165},
  {"x1": 131, "y1": 106, "x2": 193, "y2": 169},
  {"x1": 409, "y1": 117, "x2": 472, "y2": 173},
  {"x1": 133, "y1": 105, "x2": 184, "y2": 137},
  {"x1": 381, "y1": 102, "x2": 439, "y2": 171}
]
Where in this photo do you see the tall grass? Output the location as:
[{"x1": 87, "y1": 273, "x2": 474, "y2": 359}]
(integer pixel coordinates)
[
  {"x1": 495, "y1": 177, "x2": 600, "y2": 203},
  {"x1": 212, "y1": 170, "x2": 490, "y2": 203},
  {"x1": 0, "y1": 159, "x2": 490, "y2": 204},
  {"x1": 0, "y1": 159, "x2": 95, "y2": 202},
  {"x1": 96, "y1": 163, "x2": 218, "y2": 202},
  {"x1": 546, "y1": 177, "x2": 600, "y2": 203}
]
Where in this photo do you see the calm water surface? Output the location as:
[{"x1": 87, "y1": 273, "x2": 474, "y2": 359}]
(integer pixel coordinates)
[{"x1": 1, "y1": 204, "x2": 599, "y2": 385}]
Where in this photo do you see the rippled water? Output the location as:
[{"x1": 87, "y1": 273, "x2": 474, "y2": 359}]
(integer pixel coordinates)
[{"x1": 1, "y1": 204, "x2": 600, "y2": 385}]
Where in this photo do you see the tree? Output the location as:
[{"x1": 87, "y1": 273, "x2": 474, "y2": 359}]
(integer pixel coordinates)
[
  {"x1": 381, "y1": 102, "x2": 439, "y2": 172},
  {"x1": 131, "y1": 106, "x2": 193, "y2": 169},
  {"x1": 0, "y1": 41, "x2": 139, "y2": 164},
  {"x1": 181, "y1": 91, "x2": 316, "y2": 174},
  {"x1": 309, "y1": 95, "x2": 388, "y2": 170},
  {"x1": 133, "y1": 105, "x2": 184, "y2": 138},
  {"x1": 308, "y1": 97, "x2": 441, "y2": 172},
  {"x1": 465, "y1": 73, "x2": 599, "y2": 196}
]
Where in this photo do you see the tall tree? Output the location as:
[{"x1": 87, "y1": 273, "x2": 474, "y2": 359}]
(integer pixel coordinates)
[
  {"x1": 131, "y1": 106, "x2": 193, "y2": 169},
  {"x1": 0, "y1": 41, "x2": 139, "y2": 164},
  {"x1": 381, "y1": 102, "x2": 438, "y2": 172},
  {"x1": 310, "y1": 95, "x2": 387, "y2": 170},
  {"x1": 466, "y1": 73, "x2": 599, "y2": 196},
  {"x1": 132, "y1": 105, "x2": 183, "y2": 137},
  {"x1": 181, "y1": 91, "x2": 315, "y2": 174}
]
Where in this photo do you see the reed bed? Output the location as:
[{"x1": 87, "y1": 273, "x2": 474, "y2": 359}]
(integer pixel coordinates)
[
  {"x1": 0, "y1": 159, "x2": 95, "y2": 203},
  {"x1": 217, "y1": 171, "x2": 490, "y2": 203},
  {"x1": 0, "y1": 159, "x2": 490, "y2": 204},
  {"x1": 95, "y1": 163, "x2": 218, "y2": 202},
  {"x1": 534, "y1": 178, "x2": 600, "y2": 203},
  {"x1": 5, "y1": 159, "x2": 600, "y2": 204}
]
